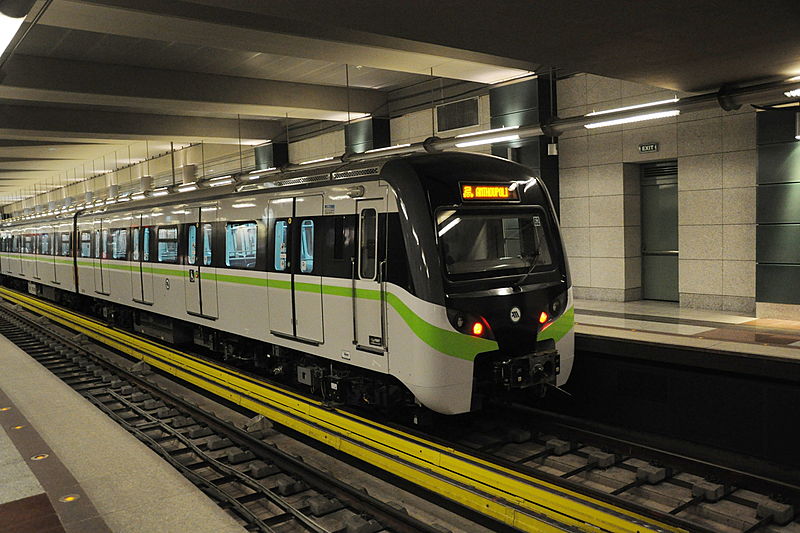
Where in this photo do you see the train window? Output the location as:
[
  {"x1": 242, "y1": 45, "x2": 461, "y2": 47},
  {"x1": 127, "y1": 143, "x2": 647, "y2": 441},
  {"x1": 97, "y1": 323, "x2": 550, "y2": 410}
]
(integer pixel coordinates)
[
  {"x1": 437, "y1": 209, "x2": 553, "y2": 278},
  {"x1": 299, "y1": 220, "x2": 314, "y2": 273},
  {"x1": 12, "y1": 235, "x2": 18, "y2": 253},
  {"x1": 187, "y1": 225, "x2": 197, "y2": 265},
  {"x1": 333, "y1": 217, "x2": 344, "y2": 260},
  {"x1": 93, "y1": 231, "x2": 100, "y2": 259},
  {"x1": 226, "y1": 222, "x2": 257, "y2": 269},
  {"x1": 157, "y1": 226, "x2": 178, "y2": 263},
  {"x1": 40, "y1": 233, "x2": 50, "y2": 255},
  {"x1": 202, "y1": 223, "x2": 212, "y2": 266},
  {"x1": 359, "y1": 209, "x2": 377, "y2": 279},
  {"x1": 274, "y1": 220, "x2": 288, "y2": 271},
  {"x1": 101, "y1": 229, "x2": 109, "y2": 259},
  {"x1": 143, "y1": 227, "x2": 151, "y2": 262},
  {"x1": 132, "y1": 228, "x2": 140, "y2": 261},
  {"x1": 60, "y1": 233, "x2": 70, "y2": 256},
  {"x1": 112, "y1": 229, "x2": 128, "y2": 260},
  {"x1": 80, "y1": 232, "x2": 91, "y2": 257},
  {"x1": 23, "y1": 235, "x2": 33, "y2": 254}
]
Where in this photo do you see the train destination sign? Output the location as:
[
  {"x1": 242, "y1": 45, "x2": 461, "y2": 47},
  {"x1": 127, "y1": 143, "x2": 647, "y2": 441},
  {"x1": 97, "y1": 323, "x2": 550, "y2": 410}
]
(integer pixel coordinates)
[{"x1": 460, "y1": 183, "x2": 519, "y2": 201}]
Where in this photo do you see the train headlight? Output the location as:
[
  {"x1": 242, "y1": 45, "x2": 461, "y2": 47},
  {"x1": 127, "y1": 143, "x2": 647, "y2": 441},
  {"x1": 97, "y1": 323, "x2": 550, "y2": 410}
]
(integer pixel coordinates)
[
  {"x1": 472, "y1": 322, "x2": 484, "y2": 336},
  {"x1": 447, "y1": 308, "x2": 494, "y2": 340},
  {"x1": 538, "y1": 311, "x2": 549, "y2": 324}
]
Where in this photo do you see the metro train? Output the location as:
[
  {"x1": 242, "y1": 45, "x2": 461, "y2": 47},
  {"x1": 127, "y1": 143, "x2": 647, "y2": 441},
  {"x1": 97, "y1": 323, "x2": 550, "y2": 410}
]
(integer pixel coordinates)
[{"x1": 0, "y1": 152, "x2": 574, "y2": 415}]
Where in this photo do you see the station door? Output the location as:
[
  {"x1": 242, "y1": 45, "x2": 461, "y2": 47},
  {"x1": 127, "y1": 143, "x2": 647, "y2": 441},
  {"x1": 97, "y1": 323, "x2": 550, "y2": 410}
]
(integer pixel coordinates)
[{"x1": 641, "y1": 161, "x2": 678, "y2": 301}]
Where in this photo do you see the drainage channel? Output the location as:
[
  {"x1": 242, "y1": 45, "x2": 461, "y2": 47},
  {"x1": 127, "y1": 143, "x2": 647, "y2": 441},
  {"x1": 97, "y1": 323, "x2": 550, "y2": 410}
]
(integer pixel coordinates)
[{"x1": 0, "y1": 305, "x2": 450, "y2": 533}]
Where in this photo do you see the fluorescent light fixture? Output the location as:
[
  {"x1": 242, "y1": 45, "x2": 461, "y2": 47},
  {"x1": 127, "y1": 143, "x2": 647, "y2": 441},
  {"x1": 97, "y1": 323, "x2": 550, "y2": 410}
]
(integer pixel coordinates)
[
  {"x1": 131, "y1": 192, "x2": 146, "y2": 201},
  {"x1": 0, "y1": 11, "x2": 26, "y2": 61},
  {"x1": 586, "y1": 97, "x2": 680, "y2": 116},
  {"x1": 177, "y1": 182, "x2": 198, "y2": 193},
  {"x1": 105, "y1": 199, "x2": 117, "y2": 205},
  {"x1": 208, "y1": 175, "x2": 234, "y2": 187},
  {"x1": 117, "y1": 196, "x2": 131, "y2": 202},
  {"x1": 365, "y1": 143, "x2": 411, "y2": 154},
  {"x1": 455, "y1": 134, "x2": 520, "y2": 148},
  {"x1": 151, "y1": 187, "x2": 169, "y2": 197},
  {"x1": 785, "y1": 88, "x2": 800, "y2": 98},
  {"x1": 299, "y1": 156, "x2": 334, "y2": 165},
  {"x1": 438, "y1": 217, "x2": 461, "y2": 237},
  {"x1": 789, "y1": 75, "x2": 800, "y2": 82},
  {"x1": 249, "y1": 167, "x2": 276, "y2": 174},
  {"x1": 232, "y1": 202, "x2": 256, "y2": 209},
  {"x1": 200, "y1": 206, "x2": 218, "y2": 212},
  {"x1": 585, "y1": 110, "x2": 680, "y2": 129},
  {"x1": 456, "y1": 125, "x2": 519, "y2": 138}
]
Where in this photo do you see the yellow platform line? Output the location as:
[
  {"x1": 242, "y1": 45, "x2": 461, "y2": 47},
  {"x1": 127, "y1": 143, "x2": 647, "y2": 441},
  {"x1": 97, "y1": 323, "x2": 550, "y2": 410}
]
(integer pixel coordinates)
[{"x1": 0, "y1": 286, "x2": 686, "y2": 533}]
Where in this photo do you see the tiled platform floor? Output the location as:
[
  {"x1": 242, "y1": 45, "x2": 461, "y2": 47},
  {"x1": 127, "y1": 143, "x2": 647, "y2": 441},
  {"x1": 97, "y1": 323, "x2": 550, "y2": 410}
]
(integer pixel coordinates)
[
  {"x1": 0, "y1": 334, "x2": 246, "y2": 533},
  {"x1": 576, "y1": 299, "x2": 800, "y2": 360}
]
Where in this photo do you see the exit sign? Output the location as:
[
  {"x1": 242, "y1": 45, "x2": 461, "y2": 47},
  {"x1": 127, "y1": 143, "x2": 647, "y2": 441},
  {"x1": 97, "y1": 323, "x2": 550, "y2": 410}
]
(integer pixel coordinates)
[{"x1": 639, "y1": 142, "x2": 659, "y2": 153}]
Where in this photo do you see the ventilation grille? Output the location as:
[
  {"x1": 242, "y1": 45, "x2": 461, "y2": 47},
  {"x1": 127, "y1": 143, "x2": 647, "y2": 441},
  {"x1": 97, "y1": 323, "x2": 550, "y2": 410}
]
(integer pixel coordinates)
[
  {"x1": 333, "y1": 167, "x2": 380, "y2": 180},
  {"x1": 436, "y1": 98, "x2": 479, "y2": 133},
  {"x1": 273, "y1": 173, "x2": 329, "y2": 187},
  {"x1": 640, "y1": 162, "x2": 677, "y2": 178}
]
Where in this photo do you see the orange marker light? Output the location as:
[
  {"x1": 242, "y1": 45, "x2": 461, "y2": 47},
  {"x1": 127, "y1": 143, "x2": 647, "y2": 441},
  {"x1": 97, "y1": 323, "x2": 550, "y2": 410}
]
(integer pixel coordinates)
[
  {"x1": 538, "y1": 311, "x2": 549, "y2": 324},
  {"x1": 472, "y1": 322, "x2": 484, "y2": 336}
]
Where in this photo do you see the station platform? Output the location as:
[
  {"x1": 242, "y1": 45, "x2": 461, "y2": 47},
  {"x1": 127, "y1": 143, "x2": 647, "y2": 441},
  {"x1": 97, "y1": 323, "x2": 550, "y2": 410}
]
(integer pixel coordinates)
[
  {"x1": 0, "y1": 335, "x2": 246, "y2": 533},
  {"x1": 575, "y1": 299, "x2": 800, "y2": 362}
]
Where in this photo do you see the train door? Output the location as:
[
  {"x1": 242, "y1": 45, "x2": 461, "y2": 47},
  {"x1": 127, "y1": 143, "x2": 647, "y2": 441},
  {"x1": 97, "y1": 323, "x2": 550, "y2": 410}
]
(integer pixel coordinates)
[
  {"x1": 267, "y1": 195, "x2": 324, "y2": 343},
  {"x1": 294, "y1": 195, "x2": 323, "y2": 343},
  {"x1": 267, "y1": 198, "x2": 294, "y2": 337},
  {"x1": 31, "y1": 234, "x2": 40, "y2": 280},
  {"x1": 131, "y1": 215, "x2": 154, "y2": 304},
  {"x1": 92, "y1": 218, "x2": 107, "y2": 293},
  {"x1": 183, "y1": 206, "x2": 219, "y2": 318},
  {"x1": 354, "y1": 194, "x2": 388, "y2": 354},
  {"x1": 51, "y1": 230, "x2": 61, "y2": 284},
  {"x1": 41, "y1": 230, "x2": 56, "y2": 284}
]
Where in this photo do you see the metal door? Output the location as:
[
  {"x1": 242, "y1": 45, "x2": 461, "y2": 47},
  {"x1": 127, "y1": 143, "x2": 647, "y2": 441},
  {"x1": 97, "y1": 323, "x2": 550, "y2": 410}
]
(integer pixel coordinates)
[
  {"x1": 353, "y1": 195, "x2": 387, "y2": 353},
  {"x1": 641, "y1": 162, "x2": 678, "y2": 301},
  {"x1": 267, "y1": 198, "x2": 294, "y2": 336},
  {"x1": 184, "y1": 206, "x2": 219, "y2": 318}
]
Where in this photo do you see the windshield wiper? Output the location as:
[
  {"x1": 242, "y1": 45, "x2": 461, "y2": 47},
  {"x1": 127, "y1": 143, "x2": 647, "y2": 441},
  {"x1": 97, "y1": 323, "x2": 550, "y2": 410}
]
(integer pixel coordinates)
[{"x1": 513, "y1": 248, "x2": 540, "y2": 288}]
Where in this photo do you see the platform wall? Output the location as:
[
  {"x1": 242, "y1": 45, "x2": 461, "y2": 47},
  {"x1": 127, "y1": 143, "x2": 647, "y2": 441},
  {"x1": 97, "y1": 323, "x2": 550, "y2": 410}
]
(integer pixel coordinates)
[{"x1": 557, "y1": 74, "x2": 757, "y2": 313}]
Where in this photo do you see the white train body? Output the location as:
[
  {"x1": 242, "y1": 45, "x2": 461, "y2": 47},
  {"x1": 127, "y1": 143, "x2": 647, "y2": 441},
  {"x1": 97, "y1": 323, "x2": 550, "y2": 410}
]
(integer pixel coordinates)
[{"x1": 0, "y1": 153, "x2": 574, "y2": 414}]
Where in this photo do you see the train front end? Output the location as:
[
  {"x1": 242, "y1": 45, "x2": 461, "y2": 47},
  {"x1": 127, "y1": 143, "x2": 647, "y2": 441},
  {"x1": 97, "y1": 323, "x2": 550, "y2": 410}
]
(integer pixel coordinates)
[{"x1": 410, "y1": 153, "x2": 574, "y2": 409}]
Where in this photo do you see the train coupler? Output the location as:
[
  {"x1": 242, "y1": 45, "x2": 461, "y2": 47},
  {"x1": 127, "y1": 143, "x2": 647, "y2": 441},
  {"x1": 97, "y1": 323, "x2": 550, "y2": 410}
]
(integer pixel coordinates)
[{"x1": 492, "y1": 346, "x2": 559, "y2": 391}]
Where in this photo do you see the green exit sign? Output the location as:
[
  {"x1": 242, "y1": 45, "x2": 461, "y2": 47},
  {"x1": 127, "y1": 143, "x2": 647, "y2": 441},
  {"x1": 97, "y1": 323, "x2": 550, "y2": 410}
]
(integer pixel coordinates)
[{"x1": 639, "y1": 142, "x2": 659, "y2": 153}]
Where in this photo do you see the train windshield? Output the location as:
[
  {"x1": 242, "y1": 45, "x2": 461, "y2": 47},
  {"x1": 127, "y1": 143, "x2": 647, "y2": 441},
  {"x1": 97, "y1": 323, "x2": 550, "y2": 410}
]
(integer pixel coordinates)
[{"x1": 437, "y1": 208, "x2": 552, "y2": 278}]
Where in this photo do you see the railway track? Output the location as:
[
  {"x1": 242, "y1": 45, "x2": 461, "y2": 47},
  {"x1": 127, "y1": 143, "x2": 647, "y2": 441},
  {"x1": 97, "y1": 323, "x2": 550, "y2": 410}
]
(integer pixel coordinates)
[
  {"x1": 1, "y1": 285, "x2": 798, "y2": 532},
  {"x1": 0, "y1": 305, "x2": 444, "y2": 533},
  {"x1": 427, "y1": 406, "x2": 799, "y2": 533}
]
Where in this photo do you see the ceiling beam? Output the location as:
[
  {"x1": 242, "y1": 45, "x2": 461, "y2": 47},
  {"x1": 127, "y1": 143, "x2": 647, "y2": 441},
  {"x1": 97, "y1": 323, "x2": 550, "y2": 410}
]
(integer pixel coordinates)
[
  {"x1": 39, "y1": 0, "x2": 535, "y2": 84},
  {"x1": 0, "y1": 103, "x2": 284, "y2": 143},
  {"x1": 0, "y1": 54, "x2": 386, "y2": 121}
]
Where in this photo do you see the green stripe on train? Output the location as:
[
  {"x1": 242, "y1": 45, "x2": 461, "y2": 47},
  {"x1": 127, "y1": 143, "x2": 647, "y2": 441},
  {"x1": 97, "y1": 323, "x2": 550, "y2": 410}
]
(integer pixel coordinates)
[{"x1": 7, "y1": 256, "x2": 573, "y2": 358}]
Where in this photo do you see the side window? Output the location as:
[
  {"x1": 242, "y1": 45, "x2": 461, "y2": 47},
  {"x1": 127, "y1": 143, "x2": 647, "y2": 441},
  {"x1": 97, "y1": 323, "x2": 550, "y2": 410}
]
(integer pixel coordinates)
[
  {"x1": 143, "y1": 227, "x2": 151, "y2": 262},
  {"x1": 93, "y1": 230, "x2": 101, "y2": 258},
  {"x1": 273, "y1": 220, "x2": 288, "y2": 271},
  {"x1": 23, "y1": 235, "x2": 33, "y2": 254},
  {"x1": 112, "y1": 228, "x2": 128, "y2": 259},
  {"x1": 60, "y1": 233, "x2": 71, "y2": 256},
  {"x1": 187, "y1": 225, "x2": 197, "y2": 265},
  {"x1": 132, "y1": 228, "x2": 140, "y2": 261},
  {"x1": 80, "y1": 232, "x2": 91, "y2": 258},
  {"x1": 202, "y1": 223, "x2": 212, "y2": 266},
  {"x1": 359, "y1": 209, "x2": 377, "y2": 279},
  {"x1": 12, "y1": 235, "x2": 18, "y2": 253},
  {"x1": 157, "y1": 226, "x2": 178, "y2": 263},
  {"x1": 299, "y1": 220, "x2": 314, "y2": 273},
  {"x1": 101, "y1": 229, "x2": 109, "y2": 259},
  {"x1": 226, "y1": 222, "x2": 257, "y2": 269},
  {"x1": 40, "y1": 233, "x2": 50, "y2": 255}
]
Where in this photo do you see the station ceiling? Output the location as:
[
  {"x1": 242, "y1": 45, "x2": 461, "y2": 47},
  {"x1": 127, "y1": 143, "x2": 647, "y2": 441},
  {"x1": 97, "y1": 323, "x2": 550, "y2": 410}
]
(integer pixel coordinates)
[{"x1": 2, "y1": 0, "x2": 799, "y2": 205}]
